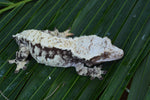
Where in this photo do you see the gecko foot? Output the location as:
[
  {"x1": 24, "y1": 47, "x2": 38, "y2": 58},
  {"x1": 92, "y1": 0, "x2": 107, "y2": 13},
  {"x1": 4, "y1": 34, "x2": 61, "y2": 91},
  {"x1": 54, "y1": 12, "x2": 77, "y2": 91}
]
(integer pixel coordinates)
[
  {"x1": 75, "y1": 63, "x2": 106, "y2": 80},
  {"x1": 9, "y1": 59, "x2": 28, "y2": 73}
]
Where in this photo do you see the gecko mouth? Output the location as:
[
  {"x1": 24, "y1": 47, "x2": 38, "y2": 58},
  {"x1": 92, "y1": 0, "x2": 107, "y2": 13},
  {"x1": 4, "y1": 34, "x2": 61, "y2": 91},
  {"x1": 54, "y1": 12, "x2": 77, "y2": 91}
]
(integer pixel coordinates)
[
  {"x1": 91, "y1": 48, "x2": 124, "y2": 63},
  {"x1": 108, "y1": 48, "x2": 124, "y2": 61}
]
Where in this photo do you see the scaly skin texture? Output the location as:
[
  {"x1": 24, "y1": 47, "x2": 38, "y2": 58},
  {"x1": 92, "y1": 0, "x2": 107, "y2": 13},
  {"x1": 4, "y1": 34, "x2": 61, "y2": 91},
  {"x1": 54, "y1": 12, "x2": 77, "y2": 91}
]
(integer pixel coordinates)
[{"x1": 9, "y1": 29, "x2": 124, "y2": 79}]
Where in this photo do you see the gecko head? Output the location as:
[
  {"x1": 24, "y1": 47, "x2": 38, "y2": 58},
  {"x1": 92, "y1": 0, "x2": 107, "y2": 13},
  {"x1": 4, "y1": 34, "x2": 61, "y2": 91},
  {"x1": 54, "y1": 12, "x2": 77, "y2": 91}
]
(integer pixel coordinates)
[
  {"x1": 92, "y1": 37, "x2": 124, "y2": 63},
  {"x1": 101, "y1": 37, "x2": 124, "y2": 62}
]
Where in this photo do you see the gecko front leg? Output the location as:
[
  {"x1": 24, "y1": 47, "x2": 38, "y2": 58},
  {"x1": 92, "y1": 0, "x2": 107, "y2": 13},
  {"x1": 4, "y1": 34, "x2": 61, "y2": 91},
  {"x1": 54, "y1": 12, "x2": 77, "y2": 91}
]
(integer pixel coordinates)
[
  {"x1": 75, "y1": 63, "x2": 106, "y2": 80},
  {"x1": 58, "y1": 29, "x2": 74, "y2": 38},
  {"x1": 9, "y1": 45, "x2": 29, "y2": 73},
  {"x1": 44, "y1": 28, "x2": 74, "y2": 38}
]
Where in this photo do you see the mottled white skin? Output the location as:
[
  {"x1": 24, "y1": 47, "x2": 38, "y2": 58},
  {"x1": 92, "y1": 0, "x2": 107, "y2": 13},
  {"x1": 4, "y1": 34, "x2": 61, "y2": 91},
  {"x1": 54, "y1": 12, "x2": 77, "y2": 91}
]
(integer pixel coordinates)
[{"x1": 9, "y1": 29, "x2": 124, "y2": 79}]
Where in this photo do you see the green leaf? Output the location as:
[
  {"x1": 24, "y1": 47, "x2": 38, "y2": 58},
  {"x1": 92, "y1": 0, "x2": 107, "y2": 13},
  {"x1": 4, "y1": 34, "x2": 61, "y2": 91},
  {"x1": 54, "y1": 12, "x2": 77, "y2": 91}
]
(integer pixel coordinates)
[
  {"x1": 145, "y1": 87, "x2": 150, "y2": 100},
  {"x1": 127, "y1": 53, "x2": 150, "y2": 100},
  {"x1": 0, "y1": 0, "x2": 14, "y2": 7},
  {"x1": 0, "y1": 0, "x2": 150, "y2": 100},
  {"x1": 0, "y1": 0, "x2": 31, "y2": 14}
]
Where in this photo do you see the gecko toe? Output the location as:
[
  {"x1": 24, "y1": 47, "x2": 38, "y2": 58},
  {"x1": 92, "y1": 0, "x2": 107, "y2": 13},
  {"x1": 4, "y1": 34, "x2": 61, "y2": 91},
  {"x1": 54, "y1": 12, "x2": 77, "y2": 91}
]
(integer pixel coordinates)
[
  {"x1": 23, "y1": 66, "x2": 27, "y2": 70},
  {"x1": 102, "y1": 70, "x2": 107, "y2": 74},
  {"x1": 98, "y1": 76, "x2": 103, "y2": 80},
  {"x1": 14, "y1": 70, "x2": 19, "y2": 73}
]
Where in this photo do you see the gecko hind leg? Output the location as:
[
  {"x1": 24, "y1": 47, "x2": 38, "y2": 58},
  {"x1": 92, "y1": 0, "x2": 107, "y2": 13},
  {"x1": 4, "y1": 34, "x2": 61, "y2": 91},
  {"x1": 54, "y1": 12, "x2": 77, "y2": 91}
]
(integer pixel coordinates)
[
  {"x1": 75, "y1": 63, "x2": 106, "y2": 80},
  {"x1": 9, "y1": 45, "x2": 29, "y2": 73}
]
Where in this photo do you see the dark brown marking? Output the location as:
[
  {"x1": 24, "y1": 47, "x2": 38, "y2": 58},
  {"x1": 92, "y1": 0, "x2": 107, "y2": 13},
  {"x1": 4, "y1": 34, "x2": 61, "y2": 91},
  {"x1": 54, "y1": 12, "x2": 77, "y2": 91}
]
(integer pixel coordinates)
[
  {"x1": 35, "y1": 44, "x2": 42, "y2": 56},
  {"x1": 104, "y1": 40, "x2": 107, "y2": 45},
  {"x1": 16, "y1": 38, "x2": 95, "y2": 67},
  {"x1": 30, "y1": 43, "x2": 35, "y2": 53},
  {"x1": 90, "y1": 52, "x2": 110, "y2": 63}
]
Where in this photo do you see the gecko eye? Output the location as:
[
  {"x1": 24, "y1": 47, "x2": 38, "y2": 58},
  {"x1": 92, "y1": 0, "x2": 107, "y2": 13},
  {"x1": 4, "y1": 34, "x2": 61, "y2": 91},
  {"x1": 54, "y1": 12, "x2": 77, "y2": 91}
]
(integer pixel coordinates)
[{"x1": 103, "y1": 37, "x2": 112, "y2": 48}]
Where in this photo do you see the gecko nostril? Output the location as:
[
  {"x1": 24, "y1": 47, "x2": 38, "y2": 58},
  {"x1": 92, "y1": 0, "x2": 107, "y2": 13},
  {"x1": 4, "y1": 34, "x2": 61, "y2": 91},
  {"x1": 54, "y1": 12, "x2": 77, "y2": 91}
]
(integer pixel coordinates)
[
  {"x1": 121, "y1": 53, "x2": 124, "y2": 57},
  {"x1": 121, "y1": 50, "x2": 124, "y2": 56}
]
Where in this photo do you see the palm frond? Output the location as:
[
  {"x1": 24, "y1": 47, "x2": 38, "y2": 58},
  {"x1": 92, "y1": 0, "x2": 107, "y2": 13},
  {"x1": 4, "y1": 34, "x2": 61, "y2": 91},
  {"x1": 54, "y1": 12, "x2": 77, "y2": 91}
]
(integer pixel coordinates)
[{"x1": 0, "y1": 0, "x2": 150, "y2": 100}]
